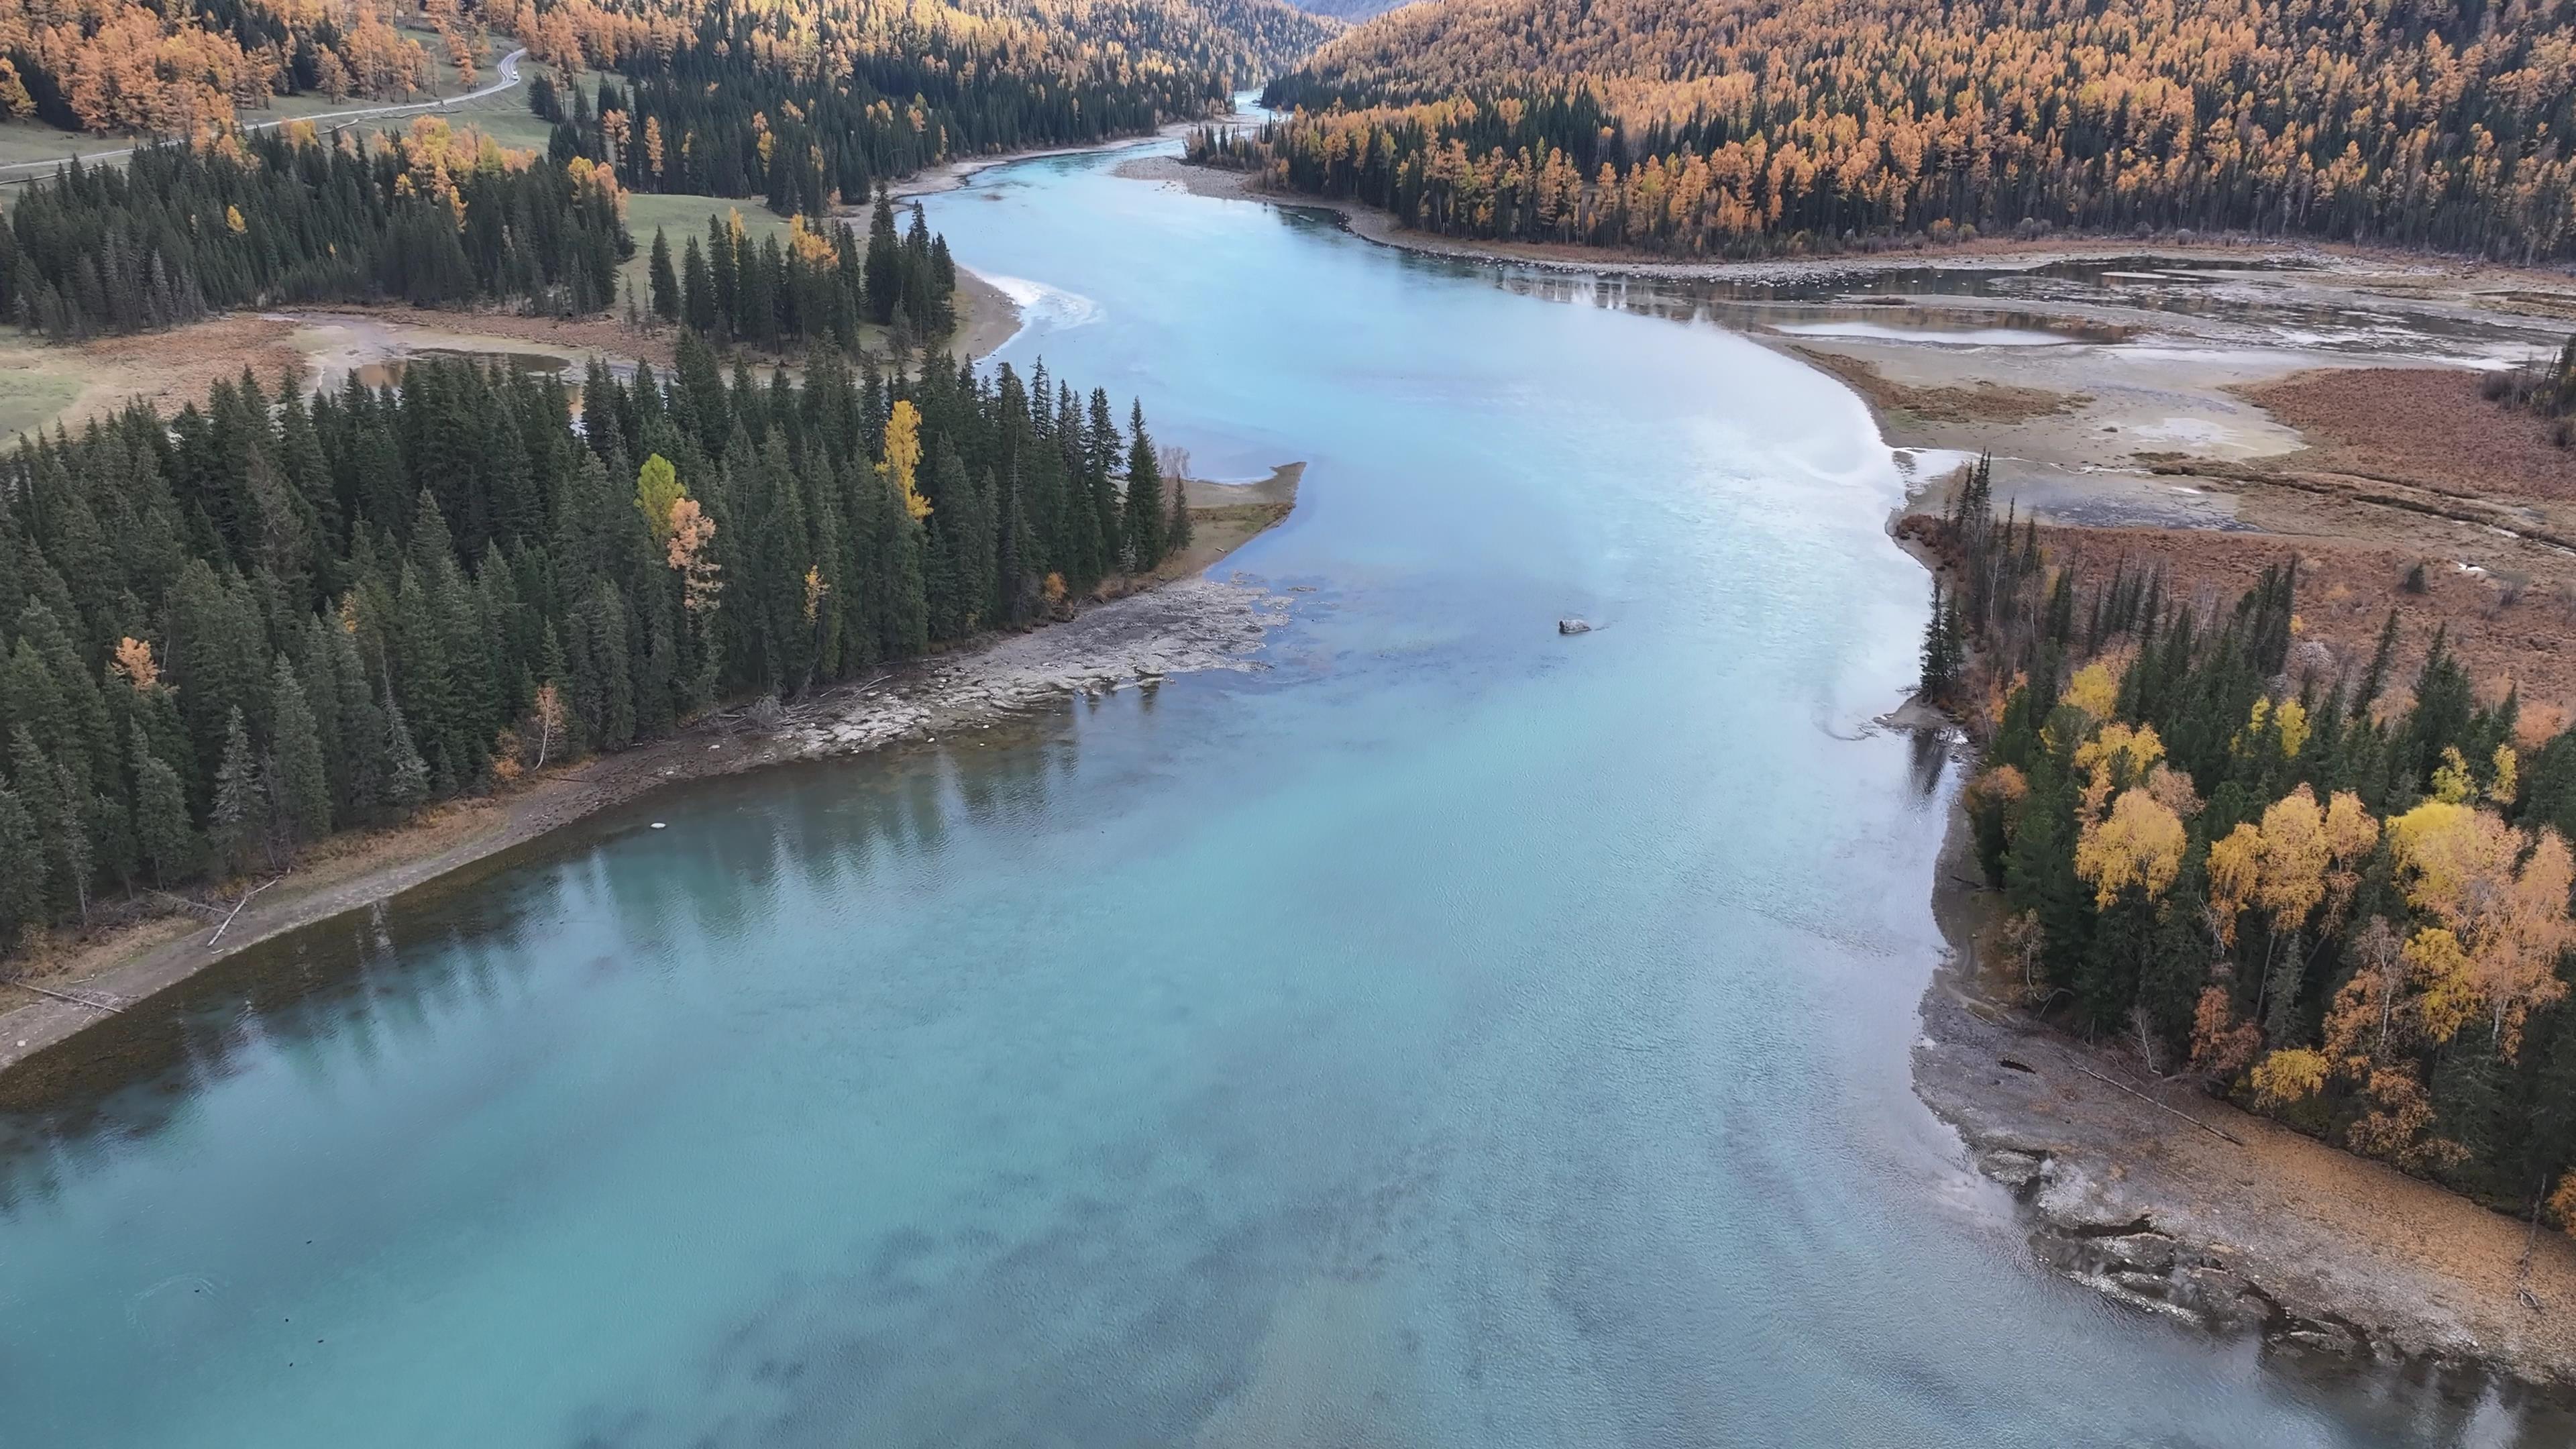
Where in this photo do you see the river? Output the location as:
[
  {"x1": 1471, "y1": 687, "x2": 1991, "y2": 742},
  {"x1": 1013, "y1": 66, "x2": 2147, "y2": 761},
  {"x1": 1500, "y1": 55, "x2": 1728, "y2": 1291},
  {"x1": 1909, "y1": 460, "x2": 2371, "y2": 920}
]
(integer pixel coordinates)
[{"x1": 0, "y1": 141, "x2": 2542, "y2": 1446}]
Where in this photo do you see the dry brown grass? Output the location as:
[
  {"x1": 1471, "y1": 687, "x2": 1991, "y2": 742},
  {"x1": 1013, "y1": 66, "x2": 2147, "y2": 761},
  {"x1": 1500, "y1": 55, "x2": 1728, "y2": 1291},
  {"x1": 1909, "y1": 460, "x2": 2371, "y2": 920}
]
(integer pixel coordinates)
[
  {"x1": 286, "y1": 303, "x2": 680, "y2": 369},
  {"x1": 2037, "y1": 523, "x2": 2576, "y2": 729},
  {"x1": 2242, "y1": 368, "x2": 2576, "y2": 505},
  {"x1": 0, "y1": 315, "x2": 307, "y2": 433},
  {"x1": 1793, "y1": 345, "x2": 2088, "y2": 424}
]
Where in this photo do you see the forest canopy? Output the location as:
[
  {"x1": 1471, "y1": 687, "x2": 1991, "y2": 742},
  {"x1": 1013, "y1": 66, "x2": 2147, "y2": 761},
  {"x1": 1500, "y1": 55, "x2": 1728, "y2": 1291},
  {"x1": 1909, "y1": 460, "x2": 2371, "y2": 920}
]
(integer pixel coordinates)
[
  {"x1": 0, "y1": 120, "x2": 631, "y2": 337},
  {"x1": 0, "y1": 0, "x2": 1335, "y2": 137},
  {"x1": 1917, "y1": 458, "x2": 2576, "y2": 1222},
  {"x1": 1211, "y1": 0, "x2": 2576, "y2": 260},
  {"x1": 0, "y1": 336, "x2": 1191, "y2": 957}
]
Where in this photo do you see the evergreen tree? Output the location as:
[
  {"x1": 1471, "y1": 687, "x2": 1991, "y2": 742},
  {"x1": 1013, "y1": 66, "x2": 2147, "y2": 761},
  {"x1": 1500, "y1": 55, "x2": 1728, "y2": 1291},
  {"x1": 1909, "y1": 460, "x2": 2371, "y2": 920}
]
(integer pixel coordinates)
[
  {"x1": 129, "y1": 721, "x2": 194, "y2": 885},
  {"x1": 1121, "y1": 402, "x2": 1166, "y2": 572},
  {"x1": 268, "y1": 655, "x2": 332, "y2": 848},
  {"x1": 1165, "y1": 449, "x2": 1193, "y2": 557},
  {"x1": 649, "y1": 229, "x2": 680, "y2": 324},
  {"x1": 209, "y1": 707, "x2": 268, "y2": 873}
]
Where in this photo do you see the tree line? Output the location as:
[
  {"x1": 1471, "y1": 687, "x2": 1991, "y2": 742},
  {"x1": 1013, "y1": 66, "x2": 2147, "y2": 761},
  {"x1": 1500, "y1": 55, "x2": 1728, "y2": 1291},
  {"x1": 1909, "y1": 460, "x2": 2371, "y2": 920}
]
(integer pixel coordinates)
[
  {"x1": 638, "y1": 193, "x2": 957, "y2": 356},
  {"x1": 2486, "y1": 333, "x2": 2576, "y2": 447},
  {"x1": 0, "y1": 121, "x2": 631, "y2": 340},
  {"x1": 1210, "y1": 0, "x2": 2576, "y2": 261},
  {"x1": 1920, "y1": 458, "x2": 2576, "y2": 1225},
  {"x1": 0, "y1": 0, "x2": 469, "y2": 135},
  {"x1": 0, "y1": 336, "x2": 1192, "y2": 961},
  {"x1": 519, "y1": 0, "x2": 1333, "y2": 137}
]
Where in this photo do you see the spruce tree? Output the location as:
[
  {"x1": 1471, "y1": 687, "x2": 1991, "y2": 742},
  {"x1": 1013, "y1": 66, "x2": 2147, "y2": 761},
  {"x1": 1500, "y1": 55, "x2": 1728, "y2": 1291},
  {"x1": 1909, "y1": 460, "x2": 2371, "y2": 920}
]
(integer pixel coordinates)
[
  {"x1": 380, "y1": 686, "x2": 431, "y2": 817},
  {"x1": 1121, "y1": 402, "x2": 1165, "y2": 573},
  {"x1": 10, "y1": 726, "x2": 68, "y2": 919},
  {"x1": 0, "y1": 787, "x2": 40, "y2": 947},
  {"x1": 649, "y1": 228, "x2": 680, "y2": 324},
  {"x1": 129, "y1": 721, "x2": 193, "y2": 885},
  {"x1": 1164, "y1": 458, "x2": 1192, "y2": 558},
  {"x1": 209, "y1": 706, "x2": 267, "y2": 874},
  {"x1": 268, "y1": 655, "x2": 331, "y2": 847}
]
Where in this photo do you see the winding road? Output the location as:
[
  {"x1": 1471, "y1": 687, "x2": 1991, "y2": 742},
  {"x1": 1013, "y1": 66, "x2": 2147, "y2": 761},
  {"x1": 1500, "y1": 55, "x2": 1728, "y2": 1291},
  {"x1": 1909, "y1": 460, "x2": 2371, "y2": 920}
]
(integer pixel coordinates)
[{"x1": 0, "y1": 47, "x2": 530, "y2": 180}]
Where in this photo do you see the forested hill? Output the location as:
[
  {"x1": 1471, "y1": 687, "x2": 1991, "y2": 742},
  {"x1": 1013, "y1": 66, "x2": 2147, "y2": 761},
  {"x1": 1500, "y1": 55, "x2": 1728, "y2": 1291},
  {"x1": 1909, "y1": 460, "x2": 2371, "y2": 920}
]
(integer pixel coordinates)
[
  {"x1": 1216, "y1": 0, "x2": 2576, "y2": 260},
  {"x1": 0, "y1": 336, "x2": 1194, "y2": 955},
  {"x1": 1282, "y1": 0, "x2": 1411, "y2": 21},
  {"x1": 521, "y1": 0, "x2": 1336, "y2": 205},
  {"x1": 529, "y1": 0, "x2": 1335, "y2": 99},
  {"x1": 0, "y1": 0, "x2": 1335, "y2": 138}
]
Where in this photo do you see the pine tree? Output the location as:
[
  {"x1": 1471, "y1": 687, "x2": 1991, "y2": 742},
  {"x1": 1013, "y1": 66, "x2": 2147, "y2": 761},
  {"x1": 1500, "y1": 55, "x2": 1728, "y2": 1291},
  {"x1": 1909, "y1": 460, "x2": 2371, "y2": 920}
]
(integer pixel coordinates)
[
  {"x1": 1121, "y1": 402, "x2": 1165, "y2": 573},
  {"x1": 10, "y1": 726, "x2": 68, "y2": 920},
  {"x1": 379, "y1": 685, "x2": 431, "y2": 816},
  {"x1": 209, "y1": 706, "x2": 267, "y2": 874},
  {"x1": 1921, "y1": 580, "x2": 1960, "y2": 700},
  {"x1": 0, "y1": 787, "x2": 40, "y2": 947},
  {"x1": 649, "y1": 228, "x2": 680, "y2": 324},
  {"x1": 1164, "y1": 454, "x2": 1193, "y2": 557},
  {"x1": 129, "y1": 720, "x2": 193, "y2": 885},
  {"x1": 681, "y1": 235, "x2": 716, "y2": 334},
  {"x1": 268, "y1": 655, "x2": 331, "y2": 847},
  {"x1": 864, "y1": 189, "x2": 901, "y2": 325}
]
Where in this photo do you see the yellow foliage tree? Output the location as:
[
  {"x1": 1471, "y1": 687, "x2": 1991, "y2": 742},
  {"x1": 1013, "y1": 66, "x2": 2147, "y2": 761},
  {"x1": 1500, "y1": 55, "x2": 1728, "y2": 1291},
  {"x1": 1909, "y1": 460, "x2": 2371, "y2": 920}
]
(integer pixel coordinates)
[
  {"x1": 883, "y1": 399, "x2": 930, "y2": 523},
  {"x1": 2205, "y1": 822, "x2": 2263, "y2": 949},
  {"x1": 2249, "y1": 1046, "x2": 2330, "y2": 1108},
  {"x1": 2072, "y1": 720, "x2": 2161, "y2": 818},
  {"x1": 2253, "y1": 785, "x2": 2330, "y2": 935},
  {"x1": 2386, "y1": 802, "x2": 2575, "y2": 1057},
  {"x1": 2273, "y1": 698, "x2": 2310, "y2": 757},
  {"x1": 635, "y1": 453, "x2": 686, "y2": 543},
  {"x1": 2430, "y1": 745, "x2": 2475, "y2": 804},
  {"x1": 667, "y1": 496, "x2": 722, "y2": 614},
  {"x1": 2074, "y1": 786, "x2": 2185, "y2": 909},
  {"x1": 109, "y1": 636, "x2": 159, "y2": 690},
  {"x1": 2059, "y1": 657, "x2": 2121, "y2": 720}
]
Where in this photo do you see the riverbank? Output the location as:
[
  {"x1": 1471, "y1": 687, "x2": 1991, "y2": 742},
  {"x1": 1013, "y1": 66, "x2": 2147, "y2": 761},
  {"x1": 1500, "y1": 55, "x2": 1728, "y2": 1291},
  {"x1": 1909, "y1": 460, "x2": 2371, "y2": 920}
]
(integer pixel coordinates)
[
  {"x1": 1914, "y1": 766, "x2": 2576, "y2": 1391},
  {"x1": 0, "y1": 466, "x2": 1301, "y2": 1081},
  {"x1": 1117, "y1": 156, "x2": 2576, "y2": 295},
  {"x1": 1834, "y1": 249, "x2": 2576, "y2": 1385}
]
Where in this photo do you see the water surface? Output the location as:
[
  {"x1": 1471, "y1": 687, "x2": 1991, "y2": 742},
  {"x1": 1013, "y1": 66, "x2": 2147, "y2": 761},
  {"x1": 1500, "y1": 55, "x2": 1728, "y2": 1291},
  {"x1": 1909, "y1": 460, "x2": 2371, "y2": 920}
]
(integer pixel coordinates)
[{"x1": 0, "y1": 142, "x2": 2548, "y2": 1446}]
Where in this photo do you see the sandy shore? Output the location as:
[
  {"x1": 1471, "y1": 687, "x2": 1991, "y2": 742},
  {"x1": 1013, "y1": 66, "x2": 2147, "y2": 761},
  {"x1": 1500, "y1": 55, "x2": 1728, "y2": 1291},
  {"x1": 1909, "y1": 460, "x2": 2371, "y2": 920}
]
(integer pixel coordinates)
[{"x1": 0, "y1": 468, "x2": 1301, "y2": 1081}]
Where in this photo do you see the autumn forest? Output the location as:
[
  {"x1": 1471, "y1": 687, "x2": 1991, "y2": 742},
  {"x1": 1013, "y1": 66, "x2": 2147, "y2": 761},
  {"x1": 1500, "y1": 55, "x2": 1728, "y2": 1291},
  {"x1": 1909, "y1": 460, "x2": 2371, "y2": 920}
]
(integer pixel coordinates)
[
  {"x1": 1919, "y1": 459, "x2": 2576, "y2": 1220},
  {"x1": 1203, "y1": 0, "x2": 2576, "y2": 260}
]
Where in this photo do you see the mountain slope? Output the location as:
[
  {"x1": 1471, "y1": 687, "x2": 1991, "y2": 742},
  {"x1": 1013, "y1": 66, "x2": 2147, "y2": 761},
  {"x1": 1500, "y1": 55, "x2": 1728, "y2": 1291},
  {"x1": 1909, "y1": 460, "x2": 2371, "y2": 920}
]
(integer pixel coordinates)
[{"x1": 1213, "y1": 0, "x2": 2576, "y2": 260}]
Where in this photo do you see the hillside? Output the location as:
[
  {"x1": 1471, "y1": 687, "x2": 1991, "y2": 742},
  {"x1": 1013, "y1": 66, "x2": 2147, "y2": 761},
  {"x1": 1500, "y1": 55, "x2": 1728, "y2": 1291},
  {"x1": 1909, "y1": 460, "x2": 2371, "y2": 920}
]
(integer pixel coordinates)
[
  {"x1": 0, "y1": 0, "x2": 1334, "y2": 138},
  {"x1": 1285, "y1": 0, "x2": 1410, "y2": 21},
  {"x1": 1213, "y1": 0, "x2": 2576, "y2": 260}
]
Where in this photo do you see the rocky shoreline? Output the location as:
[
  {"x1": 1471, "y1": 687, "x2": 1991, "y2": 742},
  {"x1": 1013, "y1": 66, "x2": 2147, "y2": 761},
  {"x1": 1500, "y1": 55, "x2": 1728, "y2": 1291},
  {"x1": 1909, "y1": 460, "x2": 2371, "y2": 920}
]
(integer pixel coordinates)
[{"x1": 1911, "y1": 704, "x2": 2576, "y2": 1397}]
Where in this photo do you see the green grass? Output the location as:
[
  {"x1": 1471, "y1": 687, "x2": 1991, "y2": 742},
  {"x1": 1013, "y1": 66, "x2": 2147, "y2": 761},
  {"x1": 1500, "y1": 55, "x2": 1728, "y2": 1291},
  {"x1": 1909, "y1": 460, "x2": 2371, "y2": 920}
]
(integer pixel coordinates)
[
  {"x1": 0, "y1": 34, "x2": 573, "y2": 172},
  {"x1": 0, "y1": 366, "x2": 83, "y2": 438},
  {"x1": 615, "y1": 193, "x2": 797, "y2": 302}
]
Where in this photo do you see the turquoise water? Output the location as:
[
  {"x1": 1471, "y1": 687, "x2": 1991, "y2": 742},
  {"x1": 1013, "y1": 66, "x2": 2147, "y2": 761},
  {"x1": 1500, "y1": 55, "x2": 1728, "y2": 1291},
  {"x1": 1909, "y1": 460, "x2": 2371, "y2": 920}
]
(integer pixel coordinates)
[{"x1": 0, "y1": 143, "x2": 2544, "y2": 1446}]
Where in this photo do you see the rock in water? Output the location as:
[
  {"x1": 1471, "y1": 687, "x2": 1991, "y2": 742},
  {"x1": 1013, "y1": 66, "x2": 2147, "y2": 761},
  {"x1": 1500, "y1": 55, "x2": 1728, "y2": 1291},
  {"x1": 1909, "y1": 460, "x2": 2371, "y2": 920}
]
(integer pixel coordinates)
[{"x1": 1558, "y1": 619, "x2": 1593, "y2": 635}]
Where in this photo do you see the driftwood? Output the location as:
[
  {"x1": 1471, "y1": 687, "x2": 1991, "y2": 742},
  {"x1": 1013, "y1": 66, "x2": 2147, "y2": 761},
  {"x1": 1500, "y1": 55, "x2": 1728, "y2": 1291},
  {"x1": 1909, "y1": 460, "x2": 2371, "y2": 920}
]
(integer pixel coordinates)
[
  {"x1": 144, "y1": 889, "x2": 225, "y2": 920},
  {"x1": 207, "y1": 875, "x2": 285, "y2": 948},
  {"x1": 2062, "y1": 1058, "x2": 2247, "y2": 1146},
  {"x1": 12, "y1": 980, "x2": 123, "y2": 1014}
]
